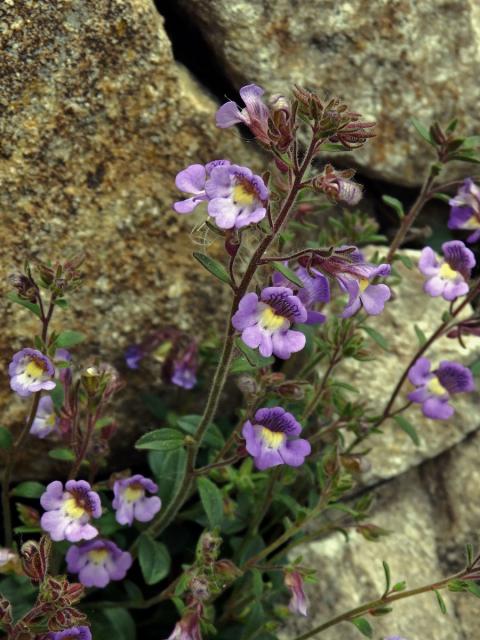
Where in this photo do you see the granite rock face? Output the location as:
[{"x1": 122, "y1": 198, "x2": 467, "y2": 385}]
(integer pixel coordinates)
[
  {"x1": 282, "y1": 432, "x2": 480, "y2": 640},
  {"x1": 178, "y1": 0, "x2": 480, "y2": 185},
  {"x1": 337, "y1": 248, "x2": 480, "y2": 484},
  {"x1": 0, "y1": 0, "x2": 253, "y2": 475}
]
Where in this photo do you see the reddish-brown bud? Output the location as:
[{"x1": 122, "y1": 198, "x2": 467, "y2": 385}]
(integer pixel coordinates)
[{"x1": 21, "y1": 536, "x2": 51, "y2": 583}]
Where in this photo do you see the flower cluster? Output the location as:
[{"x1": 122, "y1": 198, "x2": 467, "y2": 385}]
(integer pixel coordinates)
[
  {"x1": 174, "y1": 160, "x2": 268, "y2": 230},
  {"x1": 125, "y1": 328, "x2": 198, "y2": 390},
  {"x1": 39, "y1": 474, "x2": 160, "y2": 588}
]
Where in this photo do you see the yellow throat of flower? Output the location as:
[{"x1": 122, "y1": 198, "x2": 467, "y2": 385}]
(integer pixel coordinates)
[
  {"x1": 25, "y1": 361, "x2": 45, "y2": 378},
  {"x1": 88, "y1": 549, "x2": 109, "y2": 563},
  {"x1": 358, "y1": 278, "x2": 370, "y2": 293},
  {"x1": 63, "y1": 497, "x2": 87, "y2": 519},
  {"x1": 466, "y1": 214, "x2": 480, "y2": 229},
  {"x1": 260, "y1": 306, "x2": 286, "y2": 331},
  {"x1": 124, "y1": 484, "x2": 144, "y2": 502},
  {"x1": 427, "y1": 377, "x2": 448, "y2": 396},
  {"x1": 261, "y1": 427, "x2": 285, "y2": 450},
  {"x1": 439, "y1": 262, "x2": 458, "y2": 280},
  {"x1": 232, "y1": 183, "x2": 255, "y2": 206}
]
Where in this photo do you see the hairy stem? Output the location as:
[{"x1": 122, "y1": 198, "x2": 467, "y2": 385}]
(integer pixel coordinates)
[
  {"x1": 385, "y1": 165, "x2": 437, "y2": 264},
  {"x1": 137, "y1": 133, "x2": 321, "y2": 544},
  {"x1": 291, "y1": 569, "x2": 467, "y2": 639}
]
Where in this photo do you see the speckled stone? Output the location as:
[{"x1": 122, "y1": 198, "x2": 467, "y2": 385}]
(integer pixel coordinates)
[
  {"x1": 0, "y1": 0, "x2": 255, "y2": 476},
  {"x1": 177, "y1": 0, "x2": 480, "y2": 185},
  {"x1": 337, "y1": 248, "x2": 480, "y2": 484},
  {"x1": 282, "y1": 442, "x2": 480, "y2": 640}
]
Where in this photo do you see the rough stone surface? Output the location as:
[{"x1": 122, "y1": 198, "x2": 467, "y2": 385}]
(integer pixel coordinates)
[
  {"x1": 282, "y1": 431, "x2": 480, "y2": 640},
  {"x1": 0, "y1": 0, "x2": 254, "y2": 476},
  {"x1": 337, "y1": 248, "x2": 480, "y2": 484},
  {"x1": 178, "y1": 0, "x2": 480, "y2": 185}
]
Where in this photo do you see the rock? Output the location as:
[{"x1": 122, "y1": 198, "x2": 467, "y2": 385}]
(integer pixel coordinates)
[
  {"x1": 176, "y1": 0, "x2": 480, "y2": 185},
  {"x1": 0, "y1": 0, "x2": 256, "y2": 477},
  {"x1": 336, "y1": 249, "x2": 480, "y2": 484},
  {"x1": 282, "y1": 431, "x2": 480, "y2": 640}
]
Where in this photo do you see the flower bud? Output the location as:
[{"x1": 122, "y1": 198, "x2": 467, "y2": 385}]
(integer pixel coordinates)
[
  {"x1": 214, "y1": 559, "x2": 242, "y2": 585},
  {"x1": 236, "y1": 375, "x2": 258, "y2": 397},
  {"x1": 21, "y1": 536, "x2": 51, "y2": 583},
  {"x1": 9, "y1": 273, "x2": 37, "y2": 302}
]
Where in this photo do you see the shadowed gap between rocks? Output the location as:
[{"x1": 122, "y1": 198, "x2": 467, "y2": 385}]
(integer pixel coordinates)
[{"x1": 155, "y1": 0, "x2": 444, "y2": 245}]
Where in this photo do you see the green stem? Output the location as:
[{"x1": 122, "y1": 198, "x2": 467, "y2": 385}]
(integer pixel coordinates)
[
  {"x1": 136, "y1": 132, "x2": 321, "y2": 546},
  {"x1": 302, "y1": 346, "x2": 341, "y2": 422},
  {"x1": 1, "y1": 295, "x2": 55, "y2": 547},
  {"x1": 385, "y1": 165, "x2": 437, "y2": 264},
  {"x1": 347, "y1": 279, "x2": 480, "y2": 452},
  {"x1": 291, "y1": 569, "x2": 466, "y2": 639}
]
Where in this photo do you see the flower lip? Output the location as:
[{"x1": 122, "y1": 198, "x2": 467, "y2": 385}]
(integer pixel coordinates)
[{"x1": 260, "y1": 287, "x2": 308, "y2": 324}]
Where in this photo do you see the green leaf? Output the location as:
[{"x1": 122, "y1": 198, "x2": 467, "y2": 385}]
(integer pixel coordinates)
[
  {"x1": 465, "y1": 543, "x2": 474, "y2": 566},
  {"x1": 55, "y1": 330, "x2": 86, "y2": 348},
  {"x1": 350, "y1": 617, "x2": 373, "y2": 638},
  {"x1": 392, "y1": 580, "x2": 407, "y2": 592},
  {"x1": 414, "y1": 324, "x2": 427, "y2": 346},
  {"x1": 148, "y1": 448, "x2": 187, "y2": 507},
  {"x1": 6, "y1": 292, "x2": 42, "y2": 318},
  {"x1": 48, "y1": 447, "x2": 76, "y2": 461},
  {"x1": 193, "y1": 252, "x2": 231, "y2": 285},
  {"x1": 230, "y1": 356, "x2": 256, "y2": 374},
  {"x1": 431, "y1": 192, "x2": 452, "y2": 204},
  {"x1": 411, "y1": 118, "x2": 435, "y2": 147},
  {"x1": 382, "y1": 195, "x2": 404, "y2": 219},
  {"x1": 0, "y1": 426, "x2": 13, "y2": 450},
  {"x1": 250, "y1": 568, "x2": 264, "y2": 598},
  {"x1": 50, "y1": 382, "x2": 64, "y2": 410},
  {"x1": 11, "y1": 482, "x2": 45, "y2": 498},
  {"x1": 467, "y1": 582, "x2": 480, "y2": 598},
  {"x1": 360, "y1": 326, "x2": 390, "y2": 351},
  {"x1": 197, "y1": 477, "x2": 224, "y2": 529},
  {"x1": 470, "y1": 360, "x2": 480, "y2": 377},
  {"x1": 235, "y1": 338, "x2": 274, "y2": 368},
  {"x1": 393, "y1": 415, "x2": 420, "y2": 446},
  {"x1": 322, "y1": 142, "x2": 350, "y2": 152},
  {"x1": 394, "y1": 253, "x2": 414, "y2": 269},
  {"x1": 272, "y1": 261, "x2": 304, "y2": 287},
  {"x1": 92, "y1": 608, "x2": 136, "y2": 640},
  {"x1": 177, "y1": 415, "x2": 224, "y2": 448},
  {"x1": 138, "y1": 535, "x2": 171, "y2": 585},
  {"x1": 53, "y1": 298, "x2": 69, "y2": 309},
  {"x1": 382, "y1": 560, "x2": 391, "y2": 593},
  {"x1": 135, "y1": 428, "x2": 185, "y2": 452},
  {"x1": 434, "y1": 589, "x2": 447, "y2": 614}
]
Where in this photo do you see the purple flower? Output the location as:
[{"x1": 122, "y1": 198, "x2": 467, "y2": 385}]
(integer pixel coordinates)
[
  {"x1": 112, "y1": 474, "x2": 161, "y2": 526},
  {"x1": 49, "y1": 627, "x2": 92, "y2": 640},
  {"x1": 448, "y1": 178, "x2": 480, "y2": 243},
  {"x1": 216, "y1": 84, "x2": 270, "y2": 145},
  {"x1": 173, "y1": 160, "x2": 230, "y2": 215},
  {"x1": 408, "y1": 357, "x2": 475, "y2": 420},
  {"x1": 30, "y1": 395, "x2": 59, "y2": 439},
  {"x1": 66, "y1": 539, "x2": 132, "y2": 588},
  {"x1": 170, "y1": 342, "x2": 198, "y2": 389},
  {"x1": 419, "y1": 241, "x2": 475, "y2": 301},
  {"x1": 205, "y1": 163, "x2": 268, "y2": 229},
  {"x1": 311, "y1": 249, "x2": 391, "y2": 317},
  {"x1": 232, "y1": 287, "x2": 307, "y2": 359},
  {"x1": 125, "y1": 344, "x2": 144, "y2": 370},
  {"x1": 40, "y1": 480, "x2": 101, "y2": 542},
  {"x1": 164, "y1": 611, "x2": 202, "y2": 640},
  {"x1": 242, "y1": 407, "x2": 311, "y2": 470},
  {"x1": 273, "y1": 266, "x2": 330, "y2": 324},
  {"x1": 284, "y1": 571, "x2": 308, "y2": 616},
  {"x1": 9, "y1": 348, "x2": 56, "y2": 397}
]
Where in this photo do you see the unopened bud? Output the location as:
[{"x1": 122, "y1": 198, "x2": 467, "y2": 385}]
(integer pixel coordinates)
[
  {"x1": 236, "y1": 375, "x2": 258, "y2": 397},
  {"x1": 356, "y1": 523, "x2": 390, "y2": 541},
  {"x1": 214, "y1": 559, "x2": 242, "y2": 584},
  {"x1": 21, "y1": 536, "x2": 51, "y2": 583}
]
